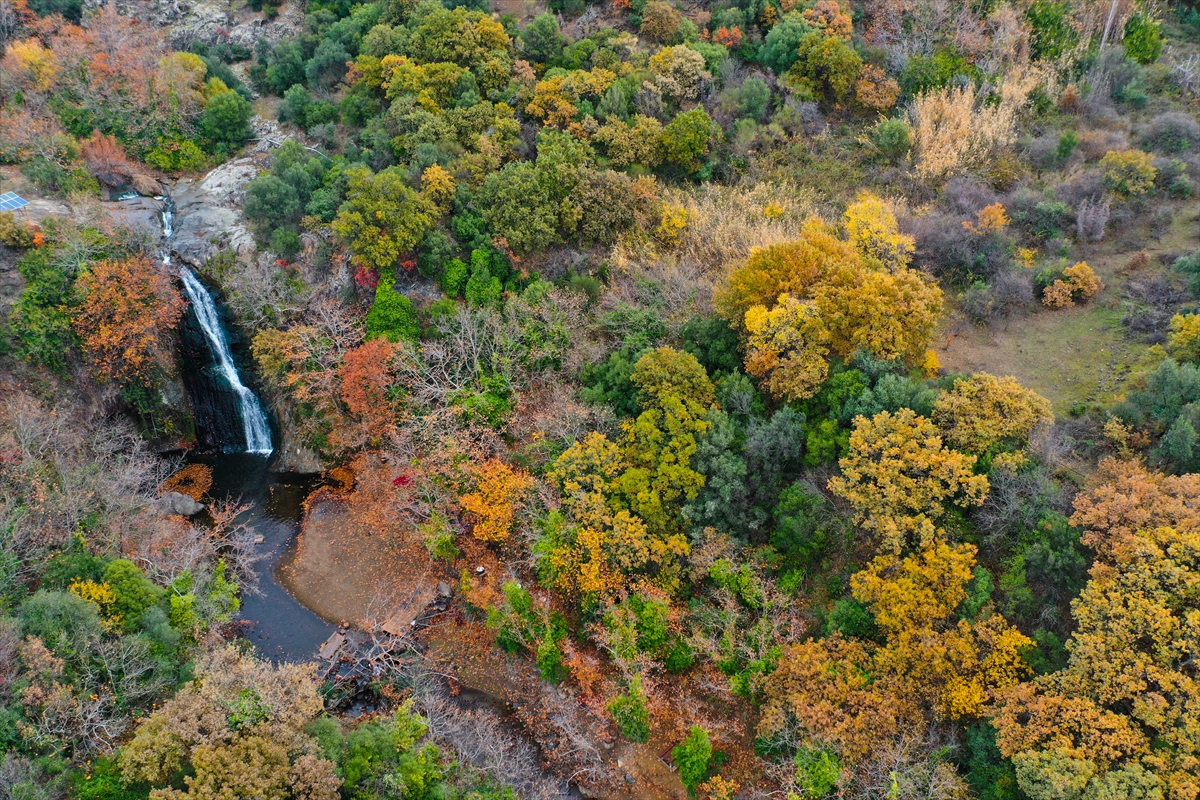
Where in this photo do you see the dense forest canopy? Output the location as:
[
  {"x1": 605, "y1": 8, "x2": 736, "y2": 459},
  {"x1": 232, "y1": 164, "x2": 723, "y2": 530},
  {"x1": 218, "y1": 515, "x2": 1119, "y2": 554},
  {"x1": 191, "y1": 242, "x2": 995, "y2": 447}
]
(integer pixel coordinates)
[{"x1": 0, "y1": 0, "x2": 1198, "y2": 795}]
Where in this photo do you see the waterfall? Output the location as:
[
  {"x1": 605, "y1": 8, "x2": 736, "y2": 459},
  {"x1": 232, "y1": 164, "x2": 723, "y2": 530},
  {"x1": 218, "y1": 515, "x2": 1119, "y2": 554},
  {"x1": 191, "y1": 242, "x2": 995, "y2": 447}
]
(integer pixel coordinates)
[
  {"x1": 157, "y1": 195, "x2": 175, "y2": 239},
  {"x1": 178, "y1": 269, "x2": 274, "y2": 454}
]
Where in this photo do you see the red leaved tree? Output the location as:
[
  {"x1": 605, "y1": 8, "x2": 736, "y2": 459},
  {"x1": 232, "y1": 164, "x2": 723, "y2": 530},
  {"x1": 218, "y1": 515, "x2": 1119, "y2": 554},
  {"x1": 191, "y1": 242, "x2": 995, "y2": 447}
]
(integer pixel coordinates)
[{"x1": 337, "y1": 337, "x2": 406, "y2": 448}]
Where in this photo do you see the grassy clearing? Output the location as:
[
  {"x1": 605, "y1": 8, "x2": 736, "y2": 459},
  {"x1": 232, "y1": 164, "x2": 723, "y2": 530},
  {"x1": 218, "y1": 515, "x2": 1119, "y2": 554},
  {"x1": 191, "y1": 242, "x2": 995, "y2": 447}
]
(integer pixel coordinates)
[
  {"x1": 939, "y1": 197, "x2": 1199, "y2": 415},
  {"x1": 938, "y1": 303, "x2": 1154, "y2": 414}
]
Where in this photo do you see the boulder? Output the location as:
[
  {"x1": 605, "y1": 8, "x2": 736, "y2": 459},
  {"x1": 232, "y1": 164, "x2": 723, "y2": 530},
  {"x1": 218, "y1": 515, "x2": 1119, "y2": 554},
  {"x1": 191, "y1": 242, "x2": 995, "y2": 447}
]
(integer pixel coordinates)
[
  {"x1": 155, "y1": 491, "x2": 205, "y2": 516},
  {"x1": 22, "y1": 197, "x2": 71, "y2": 224},
  {"x1": 131, "y1": 173, "x2": 162, "y2": 197}
]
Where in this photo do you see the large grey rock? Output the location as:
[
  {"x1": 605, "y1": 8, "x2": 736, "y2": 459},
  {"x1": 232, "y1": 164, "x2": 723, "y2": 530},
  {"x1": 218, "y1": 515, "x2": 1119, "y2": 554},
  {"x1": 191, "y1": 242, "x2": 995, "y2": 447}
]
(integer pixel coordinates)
[
  {"x1": 156, "y1": 491, "x2": 205, "y2": 516},
  {"x1": 168, "y1": 157, "x2": 261, "y2": 269},
  {"x1": 166, "y1": 2, "x2": 232, "y2": 48},
  {"x1": 105, "y1": 197, "x2": 162, "y2": 233},
  {"x1": 23, "y1": 198, "x2": 71, "y2": 224}
]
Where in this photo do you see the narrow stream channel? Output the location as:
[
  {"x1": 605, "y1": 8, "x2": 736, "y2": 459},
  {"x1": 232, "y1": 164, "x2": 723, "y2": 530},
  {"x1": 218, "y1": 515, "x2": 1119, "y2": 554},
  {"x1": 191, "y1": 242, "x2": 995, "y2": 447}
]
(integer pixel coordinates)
[{"x1": 198, "y1": 452, "x2": 334, "y2": 661}]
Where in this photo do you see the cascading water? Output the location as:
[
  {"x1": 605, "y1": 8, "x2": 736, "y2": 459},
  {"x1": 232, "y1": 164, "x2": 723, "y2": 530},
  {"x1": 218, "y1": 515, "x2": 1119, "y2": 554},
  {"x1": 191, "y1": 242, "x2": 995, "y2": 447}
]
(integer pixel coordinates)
[
  {"x1": 160, "y1": 194, "x2": 273, "y2": 454},
  {"x1": 178, "y1": 269, "x2": 274, "y2": 454}
]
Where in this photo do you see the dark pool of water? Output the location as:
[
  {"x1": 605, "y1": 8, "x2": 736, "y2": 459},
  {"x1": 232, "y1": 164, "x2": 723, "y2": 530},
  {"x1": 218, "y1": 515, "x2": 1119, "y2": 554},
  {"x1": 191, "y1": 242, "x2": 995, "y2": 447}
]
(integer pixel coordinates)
[{"x1": 195, "y1": 452, "x2": 334, "y2": 662}]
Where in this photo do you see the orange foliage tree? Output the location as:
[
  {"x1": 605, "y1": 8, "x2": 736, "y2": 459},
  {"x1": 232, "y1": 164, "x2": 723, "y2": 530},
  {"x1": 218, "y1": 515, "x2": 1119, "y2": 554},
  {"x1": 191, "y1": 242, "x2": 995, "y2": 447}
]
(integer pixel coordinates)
[
  {"x1": 460, "y1": 459, "x2": 535, "y2": 542},
  {"x1": 1069, "y1": 457, "x2": 1200, "y2": 559},
  {"x1": 337, "y1": 338, "x2": 407, "y2": 449},
  {"x1": 72, "y1": 255, "x2": 185, "y2": 388},
  {"x1": 81, "y1": 131, "x2": 138, "y2": 186}
]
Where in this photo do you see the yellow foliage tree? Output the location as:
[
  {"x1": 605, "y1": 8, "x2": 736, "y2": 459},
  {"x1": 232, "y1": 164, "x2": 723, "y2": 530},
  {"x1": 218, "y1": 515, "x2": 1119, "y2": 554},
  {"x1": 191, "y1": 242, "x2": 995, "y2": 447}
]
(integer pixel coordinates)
[
  {"x1": 842, "y1": 191, "x2": 915, "y2": 271},
  {"x1": 544, "y1": 433, "x2": 688, "y2": 601},
  {"x1": 461, "y1": 459, "x2": 534, "y2": 542},
  {"x1": 629, "y1": 345, "x2": 715, "y2": 412},
  {"x1": 4, "y1": 38, "x2": 59, "y2": 92},
  {"x1": 994, "y1": 523, "x2": 1200, "y2": 800},
  {"x1": 851, "y1": 541, "x2": 1032, "y2": 720},
  {"x1": 743, "y1": 294, "x2": 831, "y2": 401},
  {"x1": 1042, "y1": 261, "x2": 1103, "y2": 309},
  {"x1": 932, "y1": 372, "x2": 1053, "y2": 455},
  {"x1": 714, "y1": 219, "x2": 858, "y2": 328},
  {"x1": 962, "y1": 202, "x2": 1010, "y2": 234},
  {"x1": 815, "y1": 266, "x2": 944, "y2": 363},
  {"x1": 69, "y1": 579, "x2": 122, "y2": 630},
  {"x1": 120, "y1": 646, "x2": 339, "y2": 800},
  {"x1": 828, "y1": 409, "x2": 989, "y2": 552},
  {"x1": 1100, "y1": 149, "x2": 1157, "y2": 196},
  {"x1": 541, "y1": 348, "x2": 712, "y2": 601},
  {"x1": 1168, "y1": 313, "x2": 1200, "y2": 363},
  {"x1": 420, "y1": 163, "x2": 456, "y2": 211},
  {"x1": 716, "y1": 219, "x2": 941, "y2": 365},
  {"x1": 760, "y1": 541, "x2": 1030, "y2": 767}
]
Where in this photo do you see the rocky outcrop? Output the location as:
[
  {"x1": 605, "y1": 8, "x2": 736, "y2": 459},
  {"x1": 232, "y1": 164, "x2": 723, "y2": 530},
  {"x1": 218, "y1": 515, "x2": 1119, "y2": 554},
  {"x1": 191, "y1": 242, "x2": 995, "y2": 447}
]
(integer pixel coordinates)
[
  {"x1": 84, "y1": 0, "x2": 303, "y2": 58},
  {"x1": 225, "y1": 2, "x2": 305, "y2": 50},
  {"x1": 168, "y1": 156, "x2": 261, "y2": 269},
  {"x1": 106, "y1": 196, "x2": 162, "y2": 233}
]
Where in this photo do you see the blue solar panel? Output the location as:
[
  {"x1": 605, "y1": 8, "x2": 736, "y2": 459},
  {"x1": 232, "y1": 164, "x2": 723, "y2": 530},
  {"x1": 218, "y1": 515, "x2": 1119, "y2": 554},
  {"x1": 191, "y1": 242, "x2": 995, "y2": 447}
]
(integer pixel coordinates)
[{"x1": 0, "y1": 192, "x2": 29, "y2": 211}]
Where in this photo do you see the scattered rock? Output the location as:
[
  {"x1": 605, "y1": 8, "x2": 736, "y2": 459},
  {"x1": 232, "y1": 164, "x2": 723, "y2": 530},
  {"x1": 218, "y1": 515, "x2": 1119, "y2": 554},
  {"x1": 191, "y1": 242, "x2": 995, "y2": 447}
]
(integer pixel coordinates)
[
  {"x1": 436, "y1": 581, "x2": 452, "y2": 599},
  {"x1": 155, "y1": 491, "x2": 205, "y2": 516},
  {"x1": 248, "y1": 117, "x2": 288, "y2": 154}
]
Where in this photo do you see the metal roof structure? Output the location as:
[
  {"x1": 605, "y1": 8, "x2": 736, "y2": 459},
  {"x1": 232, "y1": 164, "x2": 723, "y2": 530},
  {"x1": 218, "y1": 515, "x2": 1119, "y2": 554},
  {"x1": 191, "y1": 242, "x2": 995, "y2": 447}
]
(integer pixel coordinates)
[{"x1": 0, "y1": 192, "x2": 29, "y2": 212}]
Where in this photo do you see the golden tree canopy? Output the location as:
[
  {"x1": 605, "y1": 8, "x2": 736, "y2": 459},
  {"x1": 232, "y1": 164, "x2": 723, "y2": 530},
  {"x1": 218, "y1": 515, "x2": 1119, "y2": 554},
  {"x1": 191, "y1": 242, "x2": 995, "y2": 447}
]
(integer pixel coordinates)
[
  {"x1": 932, "y1": 372, "x2": 1053, "y2": 455},
  {"x1": 743, "y1": 294, "x2": 831, "y2": 401},
  {"x1": 829, "y1": 409, "x2": 989, "y2": 552},
  {"x1": 714, "y1": 219, "x2": 857, "y2": 328},
  {"x1": 761, "y1": 541, "x2": 1030, "y2": 765},
  {"x1": 814, "y1": 266, "x2": 943, "y2": 363},
  {"x1": 842, "y1": 191, "x2": 915, "y2": 271},
  {"x1": 994, "y1": 521, "x2": 1200, "y2": 800}
]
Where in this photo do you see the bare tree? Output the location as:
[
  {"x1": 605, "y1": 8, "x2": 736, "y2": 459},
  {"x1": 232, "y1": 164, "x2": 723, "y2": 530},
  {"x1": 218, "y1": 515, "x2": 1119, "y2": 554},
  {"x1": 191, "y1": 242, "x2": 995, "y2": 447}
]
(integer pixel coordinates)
[{"x1": 1077, "y1": 194, "x2": 1112, "y2": 242}]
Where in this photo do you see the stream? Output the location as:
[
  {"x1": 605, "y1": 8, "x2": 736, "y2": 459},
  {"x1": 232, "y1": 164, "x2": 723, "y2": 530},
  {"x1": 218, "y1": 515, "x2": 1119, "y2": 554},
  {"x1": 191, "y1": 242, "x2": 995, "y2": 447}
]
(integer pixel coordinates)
[{"x1": 161, "y1": 193, "x2": 335, "y2": 661}]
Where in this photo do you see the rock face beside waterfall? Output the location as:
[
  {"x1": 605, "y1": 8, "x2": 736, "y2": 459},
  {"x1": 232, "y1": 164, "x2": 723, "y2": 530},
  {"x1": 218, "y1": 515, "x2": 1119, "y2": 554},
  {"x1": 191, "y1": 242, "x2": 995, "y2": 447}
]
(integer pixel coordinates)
[
  {"x1": 274, "y1": 427, "x2": 323, "y2": 474},
  {"x1": 169, "y1": 157, "x2": 260, "y2": 270}
]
